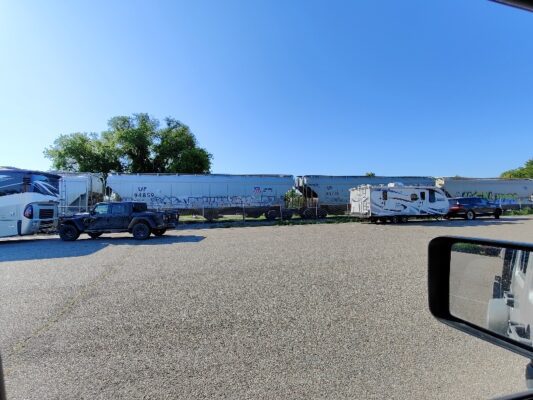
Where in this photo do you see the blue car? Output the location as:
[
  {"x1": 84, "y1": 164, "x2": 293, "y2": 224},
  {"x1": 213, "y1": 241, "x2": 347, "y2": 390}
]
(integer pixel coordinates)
[{"x1": 445, "y1": 197, "x2": 503, "y2": 220}]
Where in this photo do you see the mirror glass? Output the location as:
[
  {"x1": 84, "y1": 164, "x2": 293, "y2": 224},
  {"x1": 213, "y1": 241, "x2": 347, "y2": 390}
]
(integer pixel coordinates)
[{"x1": 450, "y1": 242, "x2": 532, "y2": 348}]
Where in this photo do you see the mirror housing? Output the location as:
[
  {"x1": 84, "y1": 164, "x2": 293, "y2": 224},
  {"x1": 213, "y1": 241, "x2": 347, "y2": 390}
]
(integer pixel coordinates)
[
  {"x1": 428, "y1": 236, "x2": 533, "y2": 360},
  {"x1": 490, "y1": 0, "x2": 533, "y2": 12}
]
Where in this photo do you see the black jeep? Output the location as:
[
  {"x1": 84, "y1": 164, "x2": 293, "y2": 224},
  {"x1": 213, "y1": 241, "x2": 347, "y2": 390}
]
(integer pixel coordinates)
[{"x1": 58, "y1": 202, "x2": 178, "y2": 241}]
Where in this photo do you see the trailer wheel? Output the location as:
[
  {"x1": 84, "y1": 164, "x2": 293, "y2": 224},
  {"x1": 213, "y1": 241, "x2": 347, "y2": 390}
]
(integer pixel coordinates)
[
  {"x1": 401, "y1": 216, "x2": 408, "y2": 223},
  {"x1": 391, "y1": 216, "x2": 399, "y2": 224},
  {"x1": 494, "y1": 209, "x2": 502, "y2": 219},
  {"x1": 59, "y1": 224, "x2": 80, "y2": 241},
  {"x1": 317, "y1": 208, "x2": 328, "y2": 219},
  {"x1": 88, "y1": 232, "x2": 103, "y2": 239},
  {"x1": 379, "y1": 218, "x2": 387, "y2": 224},
  {"x1": 152, "y1": 229, "x2": 166, "y2": 236}
]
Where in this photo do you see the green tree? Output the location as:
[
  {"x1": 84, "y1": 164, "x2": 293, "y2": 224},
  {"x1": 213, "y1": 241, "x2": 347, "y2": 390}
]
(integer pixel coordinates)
[
  {"x1": 284, "y1": 188, "x2": 303, "y2": 208},
  {"x1": 44, "y1": 113, "x2": 212, "y2": 177},
  {"x1": 500, "y1": 159, "x2": 533, "y2": 178},
  {"x1": 44, "y1": 132, "x2": 123, "y2": 183},
  {"x1": 365, "y1": 172, "x2": 376, "y2": 177}
]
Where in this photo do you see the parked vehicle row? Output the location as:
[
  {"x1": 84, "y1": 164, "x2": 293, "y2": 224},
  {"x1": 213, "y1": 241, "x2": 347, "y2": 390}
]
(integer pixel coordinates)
[{"x1": 2, "y1": 168, "x2": 531, "y2": 239}]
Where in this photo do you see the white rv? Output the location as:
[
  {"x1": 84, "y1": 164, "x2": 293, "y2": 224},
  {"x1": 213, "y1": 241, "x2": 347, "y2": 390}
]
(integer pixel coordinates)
[
  {"x1": 0, "y1": 168, "x2": 59, "y2": 238},
  {"x1": 350, "y1": 184, "x2": 449, "y2": 223}
]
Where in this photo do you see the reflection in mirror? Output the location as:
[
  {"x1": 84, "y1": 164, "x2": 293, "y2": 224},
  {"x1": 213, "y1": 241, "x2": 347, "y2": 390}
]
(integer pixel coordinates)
[{"x1": 450, "y1": 243, "x2": 532, "y2": 349}]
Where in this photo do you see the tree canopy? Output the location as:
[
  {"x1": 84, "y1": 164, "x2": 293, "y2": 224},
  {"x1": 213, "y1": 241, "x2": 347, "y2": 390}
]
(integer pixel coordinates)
[
  {"x1": 44, "y1": 113, "x2": 212, "y2": 178},
  {"x1": 500, "y1": 158, "x2": 533, "y2": 179}
]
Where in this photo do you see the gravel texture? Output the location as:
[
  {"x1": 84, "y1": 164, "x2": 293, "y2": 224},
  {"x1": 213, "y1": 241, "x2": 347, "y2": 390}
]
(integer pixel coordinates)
[{"x1": 0, "y1": 216, "x2": 532, "y2": 399}]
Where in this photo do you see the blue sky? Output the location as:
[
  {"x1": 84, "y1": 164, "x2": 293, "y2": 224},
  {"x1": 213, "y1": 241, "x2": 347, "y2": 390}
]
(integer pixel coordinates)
[{"x1": 0, "y1": 0, "x2": 532, "y2": 177}]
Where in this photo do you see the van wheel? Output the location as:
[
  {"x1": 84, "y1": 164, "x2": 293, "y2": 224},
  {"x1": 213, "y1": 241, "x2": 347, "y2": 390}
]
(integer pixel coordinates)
[
  {"x1": 152, "y1": 229, "x2": 166, "y2": 237},
  {"x1": 59, "y1": 225, "x2": 80, "y2": 241},
  {"x1": 88, "y1": 232, "x2": 103, "y2": 239},
  {"x1": 465, "y1": 210, "x2": 476, "y2": 220},
  {"x1": 132, "y1": 223, "x2": 151, "y2": 240}
]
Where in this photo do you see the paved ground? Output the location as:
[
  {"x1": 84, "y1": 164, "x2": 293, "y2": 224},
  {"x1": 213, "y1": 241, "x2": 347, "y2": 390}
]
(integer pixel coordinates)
[{"x1": 0, "y1": 216, "x2": 532, "y2": 399}]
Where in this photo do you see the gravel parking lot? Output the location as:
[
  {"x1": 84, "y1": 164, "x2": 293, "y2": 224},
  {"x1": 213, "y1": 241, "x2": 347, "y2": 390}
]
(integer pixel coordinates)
[{"x1": 1, "y1": 216, "x2": 532, "y2": 399}]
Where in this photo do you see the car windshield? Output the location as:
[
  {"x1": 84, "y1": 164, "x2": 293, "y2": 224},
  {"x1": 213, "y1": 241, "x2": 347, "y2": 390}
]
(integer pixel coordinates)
[{"x1": 1, "y1": 2, "x2": 532, "y2": 400}]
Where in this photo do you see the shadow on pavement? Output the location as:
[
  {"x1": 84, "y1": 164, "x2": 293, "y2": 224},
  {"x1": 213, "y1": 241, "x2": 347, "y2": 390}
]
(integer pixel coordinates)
[
  {"x1": 396, "y1": 217, "x2": 530, "y2": 228},
  {"x1": 0, "y1": 234, "x2": 205, "y2": 263}
]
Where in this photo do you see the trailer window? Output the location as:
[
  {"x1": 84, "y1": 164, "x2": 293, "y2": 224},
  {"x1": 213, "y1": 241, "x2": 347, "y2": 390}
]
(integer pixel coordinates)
[
  {"x1": 410, "y1": 193, "x2": 418, "y2": 201},
  {"x1": 382, "y1": 190, "x2": 387, "y2": 200},
  {"x1": 420, "y1": 192, "x2": 426, "y2": 200},
  {"x1": 428, "y1": 189, "x2": 436, "y2": 203}
]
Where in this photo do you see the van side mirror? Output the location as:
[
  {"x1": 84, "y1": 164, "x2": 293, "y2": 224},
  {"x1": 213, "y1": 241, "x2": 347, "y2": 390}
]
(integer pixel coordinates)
[{"x1": 428, "y1": 236, "x2": 533, "y2": 360}]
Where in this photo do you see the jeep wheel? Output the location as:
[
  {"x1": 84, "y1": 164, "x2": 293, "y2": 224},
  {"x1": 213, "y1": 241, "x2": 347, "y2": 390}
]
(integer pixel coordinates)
[
  {"x1": 88, "y1": 232, "x2": 103, "y2": 239},
  {"x1": 59, "y1": 224, "x2": 80, "y2": 241},
  {"x1": 132, "y1": 223, "x2": 151, "y2": 240},
  {"x1": 152, "y1": 229, "x2": 166, "y2": 237}
]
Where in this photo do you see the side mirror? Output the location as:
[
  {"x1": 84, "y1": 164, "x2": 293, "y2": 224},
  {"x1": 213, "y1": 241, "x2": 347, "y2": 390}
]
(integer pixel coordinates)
[{"x1": 428, "y1": 236, "x2": 533, "y2": 360}]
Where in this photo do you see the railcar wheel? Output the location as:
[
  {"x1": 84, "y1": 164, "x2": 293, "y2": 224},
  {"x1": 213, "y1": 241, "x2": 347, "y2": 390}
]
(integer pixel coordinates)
[{"x1": 265, "y1": 210, "x2": 279, "y2": 221}]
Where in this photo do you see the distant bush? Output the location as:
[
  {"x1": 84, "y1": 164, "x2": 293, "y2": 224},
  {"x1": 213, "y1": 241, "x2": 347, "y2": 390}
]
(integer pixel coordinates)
[
  {"x1": 452, "y1": 243, "x2": 501, "y2": 257},
  {"x1": 505, "y1": 207, "x2": 533, "y2": 216}
]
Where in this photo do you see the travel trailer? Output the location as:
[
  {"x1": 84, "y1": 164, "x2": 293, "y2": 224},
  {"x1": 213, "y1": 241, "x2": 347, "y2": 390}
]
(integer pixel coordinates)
[{"x1": 350, "y1": 183, "x2": 449, "y2": 223}]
